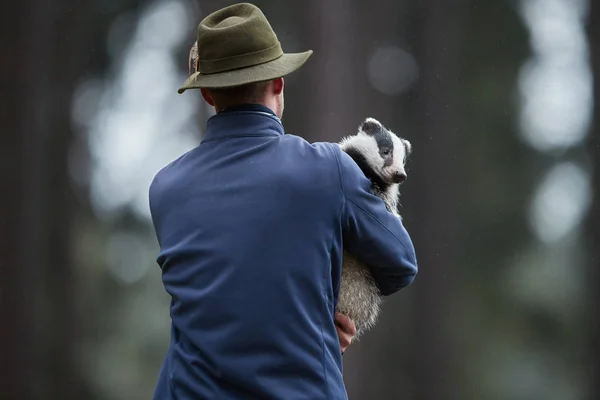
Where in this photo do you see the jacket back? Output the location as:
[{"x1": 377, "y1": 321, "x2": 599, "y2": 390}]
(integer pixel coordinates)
[{"x1": 149, "y1": 104, "x2": 417, "y2": 400}]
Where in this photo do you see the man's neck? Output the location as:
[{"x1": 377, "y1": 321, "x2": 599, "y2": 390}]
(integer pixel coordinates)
[{"x1": 218, "y1": 103, "x2": 277, "y2": 117}]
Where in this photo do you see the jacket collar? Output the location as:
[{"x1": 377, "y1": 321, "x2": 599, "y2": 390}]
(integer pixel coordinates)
[{"x1": 202, "y1": 103, "x2": 285, "y2": 143}]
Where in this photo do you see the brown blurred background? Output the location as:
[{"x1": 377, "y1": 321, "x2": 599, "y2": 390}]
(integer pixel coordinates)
[{"x1": 2, "y1": 0, "x2": 599, "y2": 399}]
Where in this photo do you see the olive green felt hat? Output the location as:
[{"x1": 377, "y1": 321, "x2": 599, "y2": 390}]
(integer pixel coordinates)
[{"x1": 178, "y1": 2, "x2": 313, "y2": 93}]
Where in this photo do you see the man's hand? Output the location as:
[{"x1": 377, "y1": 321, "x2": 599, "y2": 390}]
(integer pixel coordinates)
[{"x1": 335, "y1": 312, "x2": 357, "y2": 354}]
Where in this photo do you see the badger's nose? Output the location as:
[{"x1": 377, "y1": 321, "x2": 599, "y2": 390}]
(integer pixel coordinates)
[{"x1": 393, "y1": 172, "x2": 407, "y2": 183}]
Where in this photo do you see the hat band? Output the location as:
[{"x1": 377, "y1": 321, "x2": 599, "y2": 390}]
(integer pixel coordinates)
[{"x1": 198, "y1": 42, "x2": 284, "y2": 75}]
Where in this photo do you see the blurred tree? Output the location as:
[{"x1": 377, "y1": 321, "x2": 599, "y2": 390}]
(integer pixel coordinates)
[
  {"x1": 585, "y1": 1, "x2": 599, "y2": 399},
  {"x1": 417, "y1": 1, "x2": 531, "y2": 398},
  {"x1": 400, "y1": 1, "x2": 467, "y2": 398},
  {"x1": 389, "y1": 1, "x2": 529, "y2": 399},
  {"x1": 0, "y1": 0, "x2": 88, "y2": 398},
  {"x1": 0, "y1": 0, "x2": 146, "y2": 398},
  {"x1": 300, "y1": 0, "x2": 366, "y2": 142}
]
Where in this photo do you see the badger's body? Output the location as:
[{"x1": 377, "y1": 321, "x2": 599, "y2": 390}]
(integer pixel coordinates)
[{"x1": 336, "y1": 118, "x2": 412, "y2": 338}]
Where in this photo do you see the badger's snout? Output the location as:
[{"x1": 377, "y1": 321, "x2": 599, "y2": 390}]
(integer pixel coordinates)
[{"x1": 392, "y1": 171, "x2": 407, "y2": 183}]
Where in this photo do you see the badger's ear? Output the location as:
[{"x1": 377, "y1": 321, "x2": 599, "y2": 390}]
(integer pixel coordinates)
[
  {"x1": 359, "y1": 117, "x2": 382, "y2": 136},
  {"x1": 402, "y1": 139, "x2": 412, "y2": 156}
]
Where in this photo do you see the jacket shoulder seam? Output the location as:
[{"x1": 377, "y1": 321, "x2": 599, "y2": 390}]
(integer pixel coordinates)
[{"x1": 346, "y1": 196, "x2": 413, "y2": 258}]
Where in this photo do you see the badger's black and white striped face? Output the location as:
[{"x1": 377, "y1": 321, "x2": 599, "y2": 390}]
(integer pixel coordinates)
[{"x1": 340, "y1": 118, "x2": 412, "y2": 188}]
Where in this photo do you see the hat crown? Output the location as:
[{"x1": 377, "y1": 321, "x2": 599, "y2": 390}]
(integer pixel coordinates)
[{"x1": 196, "y1": 3, "x2": 283, "y2": 75}]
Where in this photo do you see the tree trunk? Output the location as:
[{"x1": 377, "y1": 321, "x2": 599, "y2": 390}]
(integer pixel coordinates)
[
  {"x1": 585, "y1": 1, "x2": 600, "y2": 398},
  {"x1": 300, "y1": 0, "x2": 364, "y2": 143},
  {"x1": 403, "y1": 1, "x2": 466, "y2": 398},
  {"x1": 0, "y1": 3, "x2": 36, "y2": 395},
  {"x1": 1, "y1": 0, "x2": 96, "y2": 398}
]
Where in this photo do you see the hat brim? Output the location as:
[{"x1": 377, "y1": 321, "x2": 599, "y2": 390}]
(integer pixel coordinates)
[{"x1": 177, "y1": 50, "x2": 313, "y2": 93}]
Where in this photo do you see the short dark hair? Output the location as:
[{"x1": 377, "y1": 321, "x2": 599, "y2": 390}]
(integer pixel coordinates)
[{"x1": 208, "y1": 80, "x2": 271, "y2": 110}]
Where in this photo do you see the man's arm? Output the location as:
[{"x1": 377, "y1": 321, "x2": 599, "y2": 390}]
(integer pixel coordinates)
[{"x1": 332, "y1": 145, "x2": 418, "y2": 296}]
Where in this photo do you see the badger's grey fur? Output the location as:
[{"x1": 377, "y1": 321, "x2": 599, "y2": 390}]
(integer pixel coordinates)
[{"x1": 336, "y1": 117, "x2": 412, "y2": 338}]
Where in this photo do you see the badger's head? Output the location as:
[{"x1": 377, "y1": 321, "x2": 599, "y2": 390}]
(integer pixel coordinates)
[{"x1": 340, "y1": 118, "x2": 412, "y2": 188}]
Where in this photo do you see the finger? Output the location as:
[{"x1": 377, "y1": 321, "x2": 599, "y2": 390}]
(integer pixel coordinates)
[
  {"x1": 335, "y1": 312, "x2": 357, "y2": 336},
  {"x1": 336, "y1": 326, "x2": 352, "y2": 349}
]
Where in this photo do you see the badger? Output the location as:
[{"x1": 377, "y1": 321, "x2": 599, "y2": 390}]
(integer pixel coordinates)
[{"x1": 336, "y1": 117, "x2": 412, "y2": 339}]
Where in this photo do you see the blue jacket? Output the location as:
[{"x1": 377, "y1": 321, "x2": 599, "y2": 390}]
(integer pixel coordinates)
[{"x1": 149, "y1": 104, "x2": 418, "y2": 400}]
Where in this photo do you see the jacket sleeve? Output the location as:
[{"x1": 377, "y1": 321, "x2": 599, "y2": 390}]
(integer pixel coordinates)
[{"x1": 332, "y1": 144, "x2": 418, "y2": 296}]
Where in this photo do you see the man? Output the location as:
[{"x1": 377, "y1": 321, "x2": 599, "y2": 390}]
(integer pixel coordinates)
[{"x1": 149, "y1": 3, "x2": 418, "y2": 399}]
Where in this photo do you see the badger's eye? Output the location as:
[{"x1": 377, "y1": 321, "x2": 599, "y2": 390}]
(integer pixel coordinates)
[{"x1": 382, "y1": 149, "x2": 391, "y2": 156}]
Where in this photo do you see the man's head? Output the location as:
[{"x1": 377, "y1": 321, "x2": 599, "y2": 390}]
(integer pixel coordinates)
[
  {"x1": 200, "y1": 78, "x2": 285, "y2": 119},
  {"x1": 179, "y1": 3, "x2": 310, "y2": 118}
]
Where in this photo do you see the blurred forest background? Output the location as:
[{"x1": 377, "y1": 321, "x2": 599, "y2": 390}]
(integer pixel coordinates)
[{"x1": 1, "y1": 0, "x2": 599, "y2": 399}]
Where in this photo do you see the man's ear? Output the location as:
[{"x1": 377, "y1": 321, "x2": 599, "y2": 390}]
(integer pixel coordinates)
[
  {"x1": 273, "y1": 77, "x2": 284, "y2": 95},
  {"x1": 200, "y1": 88, "x2": 215, "y2": 107}
]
